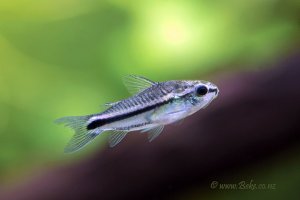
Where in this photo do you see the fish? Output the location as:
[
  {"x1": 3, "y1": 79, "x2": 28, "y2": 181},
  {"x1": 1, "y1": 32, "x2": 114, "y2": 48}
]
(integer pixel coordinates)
[{"x1": 55, "y1": 75, "x2": 219, "y2": 153}]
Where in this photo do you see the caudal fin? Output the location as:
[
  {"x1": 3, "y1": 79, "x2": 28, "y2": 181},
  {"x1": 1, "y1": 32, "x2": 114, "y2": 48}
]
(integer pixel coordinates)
[{"x1": 55, "y1": 115, "x2": 103, "y2": 153}]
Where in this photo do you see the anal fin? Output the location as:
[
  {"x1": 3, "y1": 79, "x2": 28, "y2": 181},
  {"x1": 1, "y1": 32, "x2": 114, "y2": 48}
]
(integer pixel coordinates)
[{"x1": 108, "y1": 130, "x2": 128, "y2": 147}]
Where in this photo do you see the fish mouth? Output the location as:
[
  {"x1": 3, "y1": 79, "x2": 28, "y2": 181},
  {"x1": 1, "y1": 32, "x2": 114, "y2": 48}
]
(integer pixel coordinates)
[{"x1": 208, "y1": 88, "x2": 219, "y2": 97}]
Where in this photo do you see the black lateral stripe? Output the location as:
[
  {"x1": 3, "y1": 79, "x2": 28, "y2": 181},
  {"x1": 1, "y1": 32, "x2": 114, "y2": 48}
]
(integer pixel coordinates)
[{"x1": 87, "y1": 100, "x2": 170, "y2": 130}]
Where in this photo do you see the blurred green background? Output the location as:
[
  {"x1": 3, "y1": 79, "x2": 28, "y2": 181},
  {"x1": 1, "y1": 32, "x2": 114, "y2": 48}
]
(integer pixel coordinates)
[{"x1": 0, "y1": 0, "x2": 299, "y2": 198}]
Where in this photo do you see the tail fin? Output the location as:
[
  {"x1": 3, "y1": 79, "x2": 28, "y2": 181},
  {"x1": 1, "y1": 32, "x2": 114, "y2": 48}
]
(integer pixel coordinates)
[{"x1": 55, "y1": 115, "x2": 103, "y2": 153}]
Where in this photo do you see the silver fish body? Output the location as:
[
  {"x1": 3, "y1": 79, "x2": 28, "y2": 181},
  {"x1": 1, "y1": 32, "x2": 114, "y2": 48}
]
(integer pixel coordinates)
[{"x1": 56, "y1": 76, "x2": 219, "y2": 153}]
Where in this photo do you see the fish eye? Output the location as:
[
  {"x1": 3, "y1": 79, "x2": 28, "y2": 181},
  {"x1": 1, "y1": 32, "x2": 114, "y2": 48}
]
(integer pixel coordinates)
[{"x1": 196, "y1": 85, "x2": 208, "y2": 96}]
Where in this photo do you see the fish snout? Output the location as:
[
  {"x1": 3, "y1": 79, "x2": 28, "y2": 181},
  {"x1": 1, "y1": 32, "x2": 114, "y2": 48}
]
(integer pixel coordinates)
[{"x1": 208, "y1": 87, "x2": 219, "y2": 95}]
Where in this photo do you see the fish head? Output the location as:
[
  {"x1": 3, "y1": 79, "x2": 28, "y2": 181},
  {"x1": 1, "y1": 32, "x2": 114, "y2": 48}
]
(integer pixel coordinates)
[{"x1": 172, "y1": 80, "x2": 219, "y2": 110}]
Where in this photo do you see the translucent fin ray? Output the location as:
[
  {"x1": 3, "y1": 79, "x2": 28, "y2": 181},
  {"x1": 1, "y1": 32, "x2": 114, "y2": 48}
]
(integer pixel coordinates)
[
  {"x1": 102, "y1": 101, "x2": 120, "y2": 107},
  {"x1": 142, "y1": 125, "x2": 164, "y2": 142},
  {"x1": 174, "y1": 118, "x2": 185, "y2": 126},
  {"x1": 55, "y1": 116, "x2": 103, "y2": 153},
  {"x1": 108, "y1": 130, "x2": 128, "y2": 147},
  {"x1": 64, "y1": 130, "x2": 100, "y2": 153},
  {"x1": 123, "y1": 75, "x2": 157, "y2": 95}
]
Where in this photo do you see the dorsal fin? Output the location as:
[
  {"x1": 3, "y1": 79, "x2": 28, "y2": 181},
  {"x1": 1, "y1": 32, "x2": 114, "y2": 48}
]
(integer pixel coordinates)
[{"x1": 123, "y1": 75, "x2": 157, "y2": 95}]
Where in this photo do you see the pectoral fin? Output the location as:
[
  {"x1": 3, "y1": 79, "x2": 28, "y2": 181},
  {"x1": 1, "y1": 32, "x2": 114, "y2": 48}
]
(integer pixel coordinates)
[
  {"x1": 174, "y1": 118, "x2": 185, "y2": 126},
  {"x1": 141, "y1": 125, "x2": 164, "y2": 142}
]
